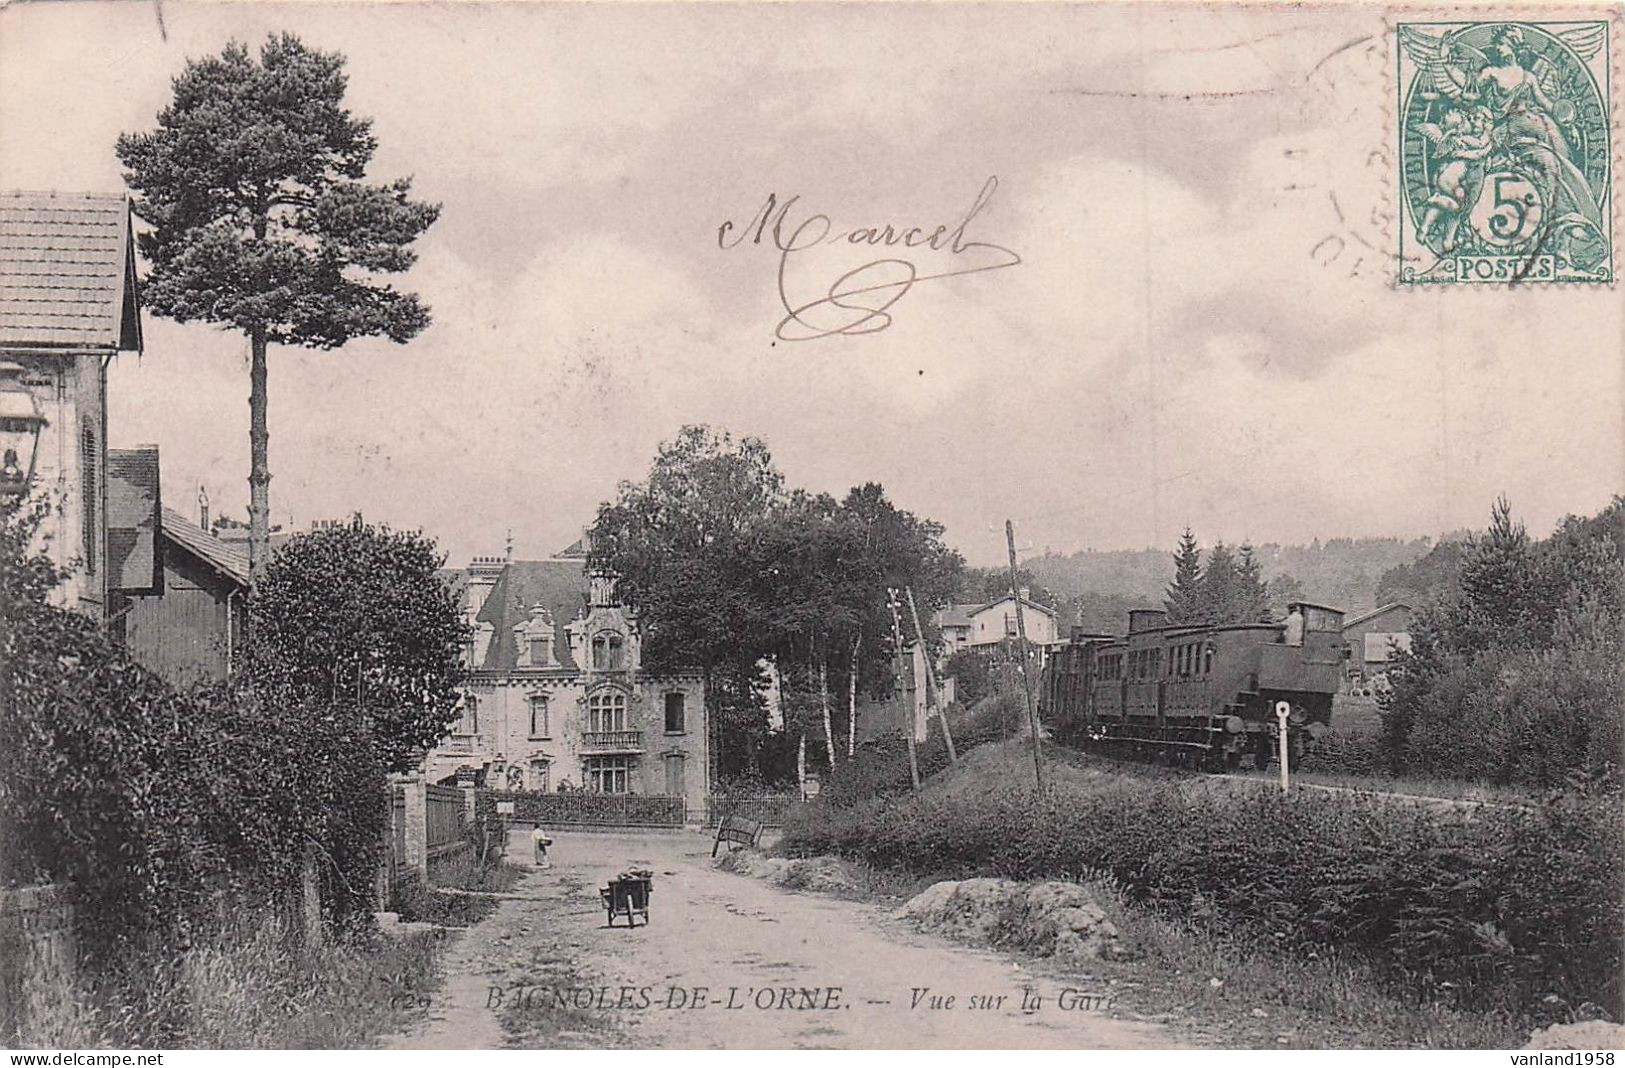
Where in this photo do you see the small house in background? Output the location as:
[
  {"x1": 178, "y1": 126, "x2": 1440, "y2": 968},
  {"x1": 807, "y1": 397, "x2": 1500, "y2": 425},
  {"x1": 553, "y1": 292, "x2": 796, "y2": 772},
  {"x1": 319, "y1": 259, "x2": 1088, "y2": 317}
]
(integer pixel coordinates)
[
  {"x1": 934, "y1": 590, "x2": 1061, "y2": 653},
  {"x1": 1340, "y1": 602, "x2": 1413, "y2": 693},
  {"x1": 935, "y1": 603, "x2": 979, "y2": 653},
  {"x1": 108, "y1": 451, "x2": 250, "y2": 686},
  {"x1": 0, "y1": 191, "x2": 144, "y2": 621}
]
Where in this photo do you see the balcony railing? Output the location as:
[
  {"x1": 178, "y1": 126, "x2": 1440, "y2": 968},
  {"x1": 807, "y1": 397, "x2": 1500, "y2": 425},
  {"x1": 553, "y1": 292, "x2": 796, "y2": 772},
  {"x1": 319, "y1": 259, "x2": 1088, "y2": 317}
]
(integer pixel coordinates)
[{"x1": 581, "y1": 729, "x2": 644, "y2": 752}]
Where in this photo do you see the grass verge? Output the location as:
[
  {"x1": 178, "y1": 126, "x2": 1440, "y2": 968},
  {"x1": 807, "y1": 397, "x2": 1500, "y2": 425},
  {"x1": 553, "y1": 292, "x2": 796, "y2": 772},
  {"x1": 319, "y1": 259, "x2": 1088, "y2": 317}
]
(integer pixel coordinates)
[{"x1": 21, "y1": 911, "x2": 445, "y2": 1048}]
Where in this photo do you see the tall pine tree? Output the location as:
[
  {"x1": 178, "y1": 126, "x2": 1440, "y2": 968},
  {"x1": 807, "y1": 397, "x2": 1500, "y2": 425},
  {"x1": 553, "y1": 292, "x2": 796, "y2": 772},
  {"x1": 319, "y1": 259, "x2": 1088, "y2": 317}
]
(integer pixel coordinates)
[{"x1": 118, "y1": 34, "x2": 440, "y2": 575}]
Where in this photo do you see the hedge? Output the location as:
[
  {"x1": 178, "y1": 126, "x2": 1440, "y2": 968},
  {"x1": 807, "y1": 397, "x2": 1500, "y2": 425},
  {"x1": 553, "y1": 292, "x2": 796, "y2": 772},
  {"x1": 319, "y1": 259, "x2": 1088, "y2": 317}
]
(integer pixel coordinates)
[{"x1": 783, "y1": 776, "x2": 1623, "y2": 1023}]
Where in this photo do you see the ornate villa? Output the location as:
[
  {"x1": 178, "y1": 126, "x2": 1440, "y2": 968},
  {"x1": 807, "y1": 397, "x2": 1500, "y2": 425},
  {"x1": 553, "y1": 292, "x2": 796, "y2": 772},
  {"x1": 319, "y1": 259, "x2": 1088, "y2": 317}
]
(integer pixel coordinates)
[{"x1": 425, "y1": 537, "x2": 710, "y2": 813}]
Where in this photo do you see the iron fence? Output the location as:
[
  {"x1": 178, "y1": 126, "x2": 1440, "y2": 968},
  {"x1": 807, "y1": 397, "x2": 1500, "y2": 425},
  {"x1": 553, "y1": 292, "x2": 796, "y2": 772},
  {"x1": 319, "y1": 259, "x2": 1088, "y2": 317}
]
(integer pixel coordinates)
[
  {"x1": 704, "y1": 794, "x2": 801, "y2": 828},
  {"x1": 486, "y1": 790, "x2": 686, "y2": 827}
]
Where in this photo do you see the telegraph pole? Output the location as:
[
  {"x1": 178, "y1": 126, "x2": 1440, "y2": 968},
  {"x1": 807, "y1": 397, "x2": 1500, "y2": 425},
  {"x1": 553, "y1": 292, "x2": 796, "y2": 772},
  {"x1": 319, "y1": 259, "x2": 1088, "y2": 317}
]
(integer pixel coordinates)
[
  {"x1": 1006, "y1": 520, "x2": 1046, "y2": 791},
  {"x1": 906, "y1": 585, "x2": 956, "y2": 763},
  {"x1": 887, "y1": 588, "x2": 921, "y2": 789}
]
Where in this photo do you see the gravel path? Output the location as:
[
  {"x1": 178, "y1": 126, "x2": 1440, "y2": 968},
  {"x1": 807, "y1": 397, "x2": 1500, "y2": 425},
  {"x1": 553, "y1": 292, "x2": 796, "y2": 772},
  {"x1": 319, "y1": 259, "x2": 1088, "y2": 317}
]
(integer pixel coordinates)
[{"x1": 380, "y1": 829, "x2": 1181, "y2": 1050}]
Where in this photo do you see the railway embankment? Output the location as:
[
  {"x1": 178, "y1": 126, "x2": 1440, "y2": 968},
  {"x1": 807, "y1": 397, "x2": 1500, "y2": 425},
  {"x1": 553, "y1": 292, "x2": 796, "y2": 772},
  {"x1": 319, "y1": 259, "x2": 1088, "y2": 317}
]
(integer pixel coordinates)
[{"x1": 779, "y1": 739, "x2": 1622, "y2": 1047}]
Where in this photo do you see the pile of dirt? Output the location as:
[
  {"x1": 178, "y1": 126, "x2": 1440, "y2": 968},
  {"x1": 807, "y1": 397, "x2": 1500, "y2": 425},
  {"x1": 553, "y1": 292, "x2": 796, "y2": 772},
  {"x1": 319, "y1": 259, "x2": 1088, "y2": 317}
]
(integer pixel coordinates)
[
  {"x1": 899, "y1": 877, "x2": 1133, "y2": 963},
  {"x1": 714, "y1": 849, "x2": 859, "y2": 896},
  {"x1": 1524, "y1": 1021, "x2": 1625, "y2": 1049}
]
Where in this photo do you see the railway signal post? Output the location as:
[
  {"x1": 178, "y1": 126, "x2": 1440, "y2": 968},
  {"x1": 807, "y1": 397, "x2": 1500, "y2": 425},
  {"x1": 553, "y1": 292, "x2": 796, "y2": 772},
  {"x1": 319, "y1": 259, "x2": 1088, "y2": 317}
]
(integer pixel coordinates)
[{"x1": 1276, "y1": 700, "x2": 1291, "y2": 794}]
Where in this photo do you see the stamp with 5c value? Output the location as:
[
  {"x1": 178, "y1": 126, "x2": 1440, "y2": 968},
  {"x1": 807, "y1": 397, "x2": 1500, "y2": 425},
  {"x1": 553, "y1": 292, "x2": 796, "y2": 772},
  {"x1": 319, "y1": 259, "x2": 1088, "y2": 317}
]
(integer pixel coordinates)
[{"x1": 1398, "y1": 19, "x2": 1613, "y2": 284}]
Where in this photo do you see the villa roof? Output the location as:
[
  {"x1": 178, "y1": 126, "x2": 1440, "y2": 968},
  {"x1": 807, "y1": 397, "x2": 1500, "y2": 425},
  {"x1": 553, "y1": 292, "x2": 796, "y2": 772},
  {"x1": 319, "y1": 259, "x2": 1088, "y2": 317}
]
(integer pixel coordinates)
[{"x1": 473, "y1": 558, "x2": 588, "y2": 671}]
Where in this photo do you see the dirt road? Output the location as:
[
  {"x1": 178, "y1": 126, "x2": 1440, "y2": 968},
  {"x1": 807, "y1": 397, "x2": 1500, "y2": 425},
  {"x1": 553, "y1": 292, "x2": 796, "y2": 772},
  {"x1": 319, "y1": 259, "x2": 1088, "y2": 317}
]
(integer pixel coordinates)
[{"x1": 380, "y1": 829, "x2": 1180, "y2": 1050}]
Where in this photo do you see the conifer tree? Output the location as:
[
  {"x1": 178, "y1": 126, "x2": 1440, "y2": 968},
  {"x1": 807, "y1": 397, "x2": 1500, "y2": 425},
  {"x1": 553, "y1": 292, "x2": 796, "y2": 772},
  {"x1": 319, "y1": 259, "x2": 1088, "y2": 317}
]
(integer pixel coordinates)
[
  {"x1": 1235, "y1": 543, "x2": 1271, "y2": 622},
  {"x1": 1201, "y1": 542, "x2": 1238, "y2": 623},
  {"x1": 1165, "y1": 527, "x2": 1204, "y2": 623}
]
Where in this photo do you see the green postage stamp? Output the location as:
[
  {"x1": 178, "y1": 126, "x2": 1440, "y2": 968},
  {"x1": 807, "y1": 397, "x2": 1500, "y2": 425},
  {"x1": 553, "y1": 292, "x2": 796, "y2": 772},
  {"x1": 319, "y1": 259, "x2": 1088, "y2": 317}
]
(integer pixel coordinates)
[{"x1": 1398, "y1": 19, "x2": 1613, "y2": 284}]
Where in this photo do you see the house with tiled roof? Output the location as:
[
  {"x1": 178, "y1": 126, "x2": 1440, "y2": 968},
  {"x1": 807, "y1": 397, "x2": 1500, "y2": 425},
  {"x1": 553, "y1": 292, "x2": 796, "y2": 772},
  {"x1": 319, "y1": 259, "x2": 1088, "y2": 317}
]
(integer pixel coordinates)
[
  {"x1": 1340, "y1": 602, "x2": 1413, "y2": 693},
  {"x1": 0, "y1": 191, "x2": 145, "y2": 620},
  {"x1": 424, "y1": 541, "x2": 711, "y2": 815},
  {"x1": 935, "y1": 590, "x2": 1060, "y2": 652},
  {"x1": 105, "y1": 448, "x2": 251, "y2": 685}
]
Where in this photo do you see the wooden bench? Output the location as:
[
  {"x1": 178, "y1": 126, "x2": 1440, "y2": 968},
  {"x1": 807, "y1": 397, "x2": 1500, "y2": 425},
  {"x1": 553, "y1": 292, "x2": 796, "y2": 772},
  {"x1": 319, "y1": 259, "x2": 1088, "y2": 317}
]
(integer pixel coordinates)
[{"x1": 711, "y1": 813, "x2": 764, "y2": 857}]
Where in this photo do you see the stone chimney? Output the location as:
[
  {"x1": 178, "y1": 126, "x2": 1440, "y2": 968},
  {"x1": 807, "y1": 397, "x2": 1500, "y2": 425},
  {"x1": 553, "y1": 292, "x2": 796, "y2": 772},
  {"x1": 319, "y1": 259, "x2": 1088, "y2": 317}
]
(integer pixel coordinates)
[
  {"x1": 1019, "y1": 585, "x2": 1031, "y2": 603},
  {"x1": 198, "y1": 485, "x2": 210, "y2": 532}
]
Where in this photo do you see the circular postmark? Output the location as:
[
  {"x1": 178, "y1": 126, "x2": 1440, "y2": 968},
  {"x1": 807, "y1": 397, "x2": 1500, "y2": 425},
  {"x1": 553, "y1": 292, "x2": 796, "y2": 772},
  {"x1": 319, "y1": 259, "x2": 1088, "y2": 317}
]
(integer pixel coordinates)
[{"x1": 1399, "y1": 21, "x2": 1612, "y2": 283}]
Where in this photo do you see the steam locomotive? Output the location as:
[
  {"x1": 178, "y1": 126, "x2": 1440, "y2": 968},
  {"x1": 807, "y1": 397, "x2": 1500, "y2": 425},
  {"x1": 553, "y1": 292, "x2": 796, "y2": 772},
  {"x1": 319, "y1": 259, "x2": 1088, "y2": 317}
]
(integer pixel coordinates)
[{"x1": 1040, "y1": 603, "x2": 1345, "y2": 770}]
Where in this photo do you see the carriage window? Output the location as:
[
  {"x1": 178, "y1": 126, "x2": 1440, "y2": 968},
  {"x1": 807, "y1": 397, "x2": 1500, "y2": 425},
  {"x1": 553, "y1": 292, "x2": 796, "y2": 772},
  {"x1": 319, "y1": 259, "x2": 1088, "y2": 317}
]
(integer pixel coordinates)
[
  {"x1": 1302, "y1": 606, "x2": 1344, "y2": 633},
  {"x1": 1203, "y1": 645, "x2": 1215, "y2": 674}
]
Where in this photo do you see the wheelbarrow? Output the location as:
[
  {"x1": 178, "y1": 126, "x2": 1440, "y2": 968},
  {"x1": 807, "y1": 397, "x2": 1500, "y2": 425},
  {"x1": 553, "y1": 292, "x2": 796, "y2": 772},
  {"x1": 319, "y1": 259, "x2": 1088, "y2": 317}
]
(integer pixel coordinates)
[{"x1": 600, "y1": 869, "x2": 654, "y2": 928}]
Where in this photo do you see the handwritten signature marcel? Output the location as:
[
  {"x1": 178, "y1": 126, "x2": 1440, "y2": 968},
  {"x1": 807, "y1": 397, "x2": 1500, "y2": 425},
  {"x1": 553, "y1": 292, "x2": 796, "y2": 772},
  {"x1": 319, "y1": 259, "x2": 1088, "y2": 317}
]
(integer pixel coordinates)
[{"x1": 717, "y1": 176, "x2": 1022, "y2": 341}]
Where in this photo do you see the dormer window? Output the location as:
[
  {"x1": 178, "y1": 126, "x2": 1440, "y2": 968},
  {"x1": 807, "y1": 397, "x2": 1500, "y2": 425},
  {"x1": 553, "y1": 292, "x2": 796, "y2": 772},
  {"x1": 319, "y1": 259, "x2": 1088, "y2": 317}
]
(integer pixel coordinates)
[
  {"x1": 514, "y1": 603, "x2": 555, "y2": 668},
  {"x1": 591, "y1": 631, "x2": 625, "y2": 671}
]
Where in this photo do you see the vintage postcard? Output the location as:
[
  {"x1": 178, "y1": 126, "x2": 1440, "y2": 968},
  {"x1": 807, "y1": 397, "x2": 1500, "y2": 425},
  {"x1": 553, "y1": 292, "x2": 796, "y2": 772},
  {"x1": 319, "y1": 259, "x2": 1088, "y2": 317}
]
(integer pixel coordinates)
[{"x1": 0, "y1": 0, "x2": 1620, "y2": 1056}]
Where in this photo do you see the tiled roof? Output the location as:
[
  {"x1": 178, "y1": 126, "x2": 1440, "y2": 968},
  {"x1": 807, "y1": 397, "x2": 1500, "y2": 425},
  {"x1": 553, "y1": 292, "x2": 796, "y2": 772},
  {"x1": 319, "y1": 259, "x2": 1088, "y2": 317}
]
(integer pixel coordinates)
[
  {"x1": 969, "y1": 593, "x2": 1058, "y2": 620},
  {"x1": 0, "y1": 191, "x2": 142, "y2": 351},
  {"x1": 474, "y1": 559, "x2": 589, "y2": 671},
  {"x1": 160, "y1": 506, "x2": 250, "y2": 588},
  {"x1": 936, "y1": 603, "x2": 981, "y2": 629},
  {"x1": 108, "y1": 446, "x2": 160, "y2": 593},
  {"x1": 1342, "y1": 602, "x2": 1412, "y2": 631}
]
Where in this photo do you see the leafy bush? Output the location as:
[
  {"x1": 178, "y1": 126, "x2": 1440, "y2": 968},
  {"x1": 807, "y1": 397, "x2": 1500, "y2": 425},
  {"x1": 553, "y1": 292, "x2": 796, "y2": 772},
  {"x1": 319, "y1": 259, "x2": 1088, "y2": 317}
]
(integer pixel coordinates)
[
  {"x1": 1380, "y1": 498, "x2": 1622, "y2": 788},
  {"x1": 1, "y1": 499, "x2": 467, "y2": 973},
  {"x1": 944, "y1": 649, "x2": 995, "y2": 707},
  {"x1": 783, "y1": 775, "x2": 1623, "y2": 1023}
]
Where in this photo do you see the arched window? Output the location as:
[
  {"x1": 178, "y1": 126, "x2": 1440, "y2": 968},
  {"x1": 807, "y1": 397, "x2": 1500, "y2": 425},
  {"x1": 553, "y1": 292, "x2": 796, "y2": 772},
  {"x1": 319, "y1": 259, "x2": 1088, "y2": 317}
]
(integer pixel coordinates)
[
  {"x1": 591, "y1": 631, "x2": 625, "y2": 670},
  {"x1": 459, "y1": 694, "x2": 479, "y2": 735},
  {"x1": 588, "y1": 689, "x2": 627, "y2": 732},
  {"x1": 528, "y1": 695, "x2": 549, "y2": 738}
]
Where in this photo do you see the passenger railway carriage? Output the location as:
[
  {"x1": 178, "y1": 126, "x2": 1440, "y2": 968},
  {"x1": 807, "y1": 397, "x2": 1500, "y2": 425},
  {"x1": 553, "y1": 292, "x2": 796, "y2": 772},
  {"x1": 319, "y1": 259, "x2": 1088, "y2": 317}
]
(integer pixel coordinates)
[{"x1": 1041, "y1": 603, "x2": 1345, "y2": 770}]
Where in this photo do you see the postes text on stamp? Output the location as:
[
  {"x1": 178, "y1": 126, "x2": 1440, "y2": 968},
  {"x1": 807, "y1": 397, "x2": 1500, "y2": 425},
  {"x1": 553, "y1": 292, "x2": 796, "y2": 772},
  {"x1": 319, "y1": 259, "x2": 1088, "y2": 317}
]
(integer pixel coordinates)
[{"x1": 1398, "y1": 20, "x2": 1612, "y2": 284}]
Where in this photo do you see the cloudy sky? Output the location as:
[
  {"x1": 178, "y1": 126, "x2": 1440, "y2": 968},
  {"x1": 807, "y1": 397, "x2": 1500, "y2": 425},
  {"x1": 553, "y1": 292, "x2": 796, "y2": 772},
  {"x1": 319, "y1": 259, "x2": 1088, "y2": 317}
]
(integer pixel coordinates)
[{"x1": 2, "y1": 1, "x2": 1618, "y2": 565}]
